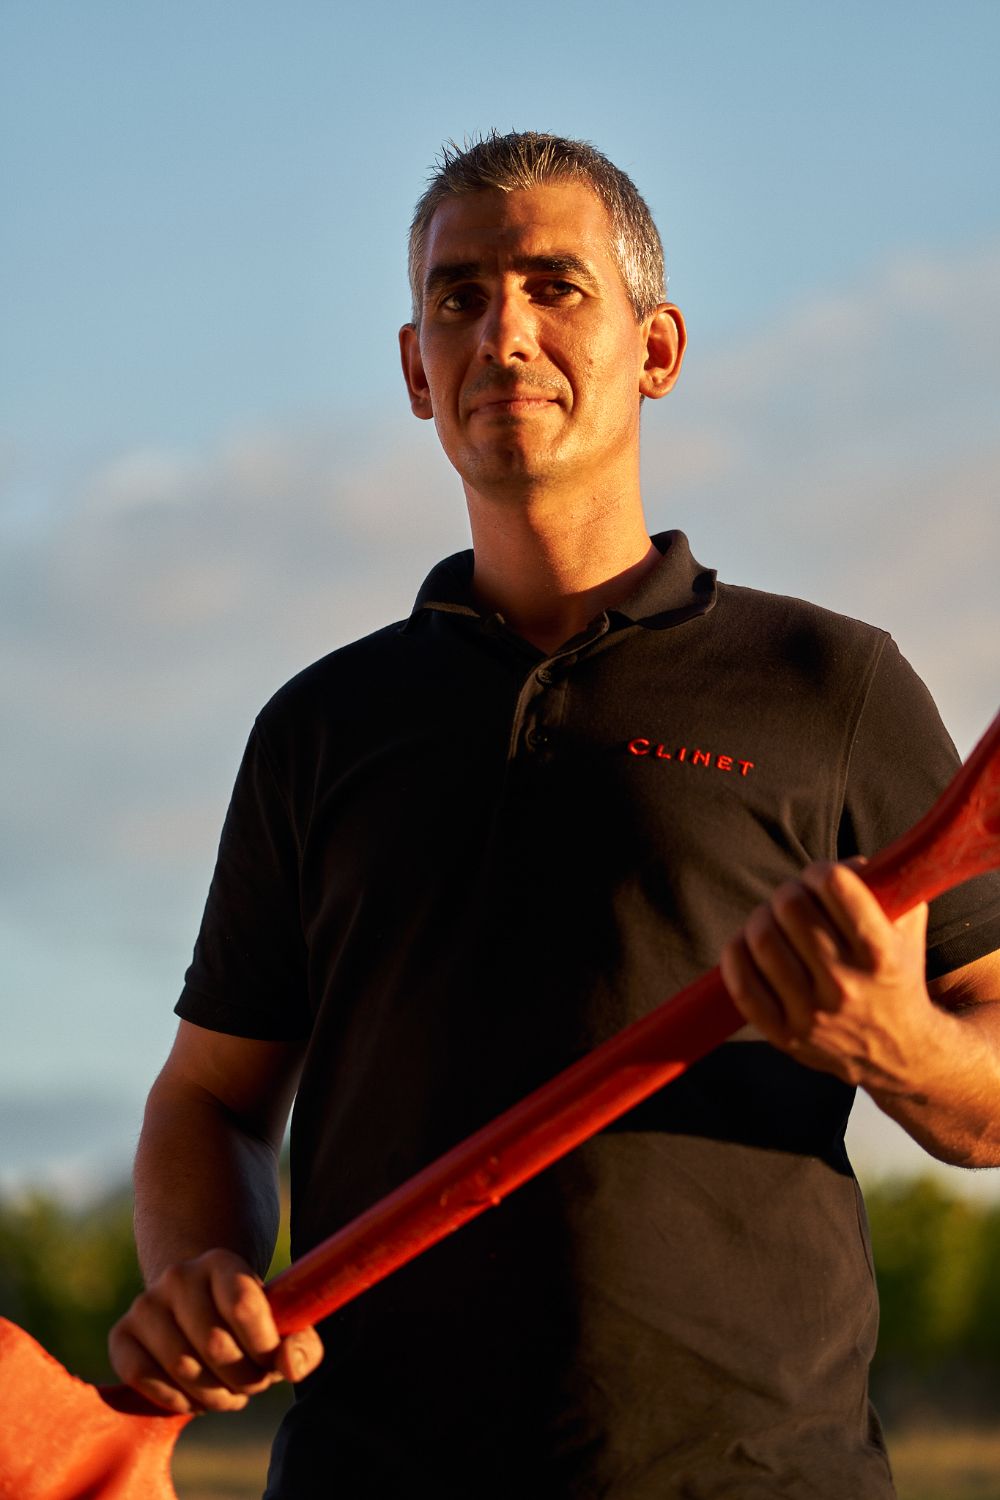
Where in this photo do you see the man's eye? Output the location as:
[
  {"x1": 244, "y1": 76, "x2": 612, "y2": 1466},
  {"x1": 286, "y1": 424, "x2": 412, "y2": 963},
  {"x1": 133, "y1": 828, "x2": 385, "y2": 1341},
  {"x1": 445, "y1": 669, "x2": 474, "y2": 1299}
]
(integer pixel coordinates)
[
  {"x1": 440, "y1": 289, "x2": 481, "y2": 313},
  {"x1": 536, "y1": 280, "x2": 580, "y2": 301}
]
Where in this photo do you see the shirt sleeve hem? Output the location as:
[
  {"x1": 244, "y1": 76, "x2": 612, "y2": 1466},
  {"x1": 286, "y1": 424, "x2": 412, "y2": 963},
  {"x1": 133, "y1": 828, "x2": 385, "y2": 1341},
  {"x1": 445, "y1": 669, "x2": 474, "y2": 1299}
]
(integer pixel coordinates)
[
  {"x1": 174, "y1": 987, "x2": 311, "y2": 1042},
  {"x1": 926, "y1": 913, "x2": 1000, "y2": 982}
]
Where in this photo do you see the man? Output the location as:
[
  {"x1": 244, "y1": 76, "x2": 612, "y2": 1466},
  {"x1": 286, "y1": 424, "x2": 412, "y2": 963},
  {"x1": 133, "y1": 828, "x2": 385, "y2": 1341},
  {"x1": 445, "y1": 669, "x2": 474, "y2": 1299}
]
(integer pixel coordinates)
[{"x1": 110, "y1": 133, "x2": 1000, "y2": 1497}]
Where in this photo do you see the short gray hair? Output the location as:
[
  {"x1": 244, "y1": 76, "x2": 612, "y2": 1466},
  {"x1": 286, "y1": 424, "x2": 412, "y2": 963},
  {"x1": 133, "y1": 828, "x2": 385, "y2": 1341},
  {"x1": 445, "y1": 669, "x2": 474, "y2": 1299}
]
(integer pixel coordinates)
[{"x1": 408, "y1": 130, "x2": 666, "y2": 326}]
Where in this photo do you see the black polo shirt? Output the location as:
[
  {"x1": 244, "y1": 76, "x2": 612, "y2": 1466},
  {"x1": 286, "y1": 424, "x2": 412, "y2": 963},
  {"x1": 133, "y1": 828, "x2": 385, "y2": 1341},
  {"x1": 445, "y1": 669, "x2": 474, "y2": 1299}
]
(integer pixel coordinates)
[{"x1": 178, "y1": 531, "x2": 1000, "y2": 1499}]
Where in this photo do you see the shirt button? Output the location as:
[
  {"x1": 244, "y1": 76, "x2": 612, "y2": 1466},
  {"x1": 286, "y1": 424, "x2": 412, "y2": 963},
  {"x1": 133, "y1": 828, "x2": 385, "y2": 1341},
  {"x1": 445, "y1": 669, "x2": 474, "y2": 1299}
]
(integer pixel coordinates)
[
  {"x1": 536, "y1": 667, "x2": 555, "y2": 685},
  {"x1": 526, "y1": 728, "x2": 550, "y2": 751}
]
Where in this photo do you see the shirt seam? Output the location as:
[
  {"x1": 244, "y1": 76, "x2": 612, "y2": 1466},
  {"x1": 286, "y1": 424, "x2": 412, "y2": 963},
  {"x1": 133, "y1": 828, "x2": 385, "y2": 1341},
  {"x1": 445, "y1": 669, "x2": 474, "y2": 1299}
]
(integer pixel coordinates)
[{"x1": 833, "y1": 630, "x2": 891, "y2": 862}]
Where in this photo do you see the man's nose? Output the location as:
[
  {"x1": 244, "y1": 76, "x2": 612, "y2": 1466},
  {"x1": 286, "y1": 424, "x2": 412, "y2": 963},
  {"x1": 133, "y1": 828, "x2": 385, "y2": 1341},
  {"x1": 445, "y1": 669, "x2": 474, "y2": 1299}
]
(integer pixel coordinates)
[{"x1": 476, "y1": 289, "x2": 540, "y2": 364}]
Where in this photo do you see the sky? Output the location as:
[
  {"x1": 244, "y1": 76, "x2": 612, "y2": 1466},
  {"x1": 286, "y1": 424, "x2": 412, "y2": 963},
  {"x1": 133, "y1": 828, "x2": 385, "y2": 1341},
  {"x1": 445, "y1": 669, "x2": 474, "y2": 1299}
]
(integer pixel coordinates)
[{"x1": 2, "y1": 0, "x2": 999, "y2": 1201}]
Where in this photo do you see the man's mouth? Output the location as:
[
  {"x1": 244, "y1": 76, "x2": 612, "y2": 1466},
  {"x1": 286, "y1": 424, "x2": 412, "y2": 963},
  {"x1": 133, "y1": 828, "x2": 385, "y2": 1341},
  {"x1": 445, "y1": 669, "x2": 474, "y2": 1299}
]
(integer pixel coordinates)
[{"x1": 468, "y1": 391, "x2": 560, "y2": 416}]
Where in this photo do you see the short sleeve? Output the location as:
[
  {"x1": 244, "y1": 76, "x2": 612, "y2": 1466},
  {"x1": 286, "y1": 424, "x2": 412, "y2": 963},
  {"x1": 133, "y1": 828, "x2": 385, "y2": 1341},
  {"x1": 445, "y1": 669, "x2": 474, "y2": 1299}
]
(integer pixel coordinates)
[
  {"x1": 839, "y1": 639, "x2": 1000, "y2": 979},
  {"x1": 175, "y1": 723, "x2": 312, "y2": 1040}
]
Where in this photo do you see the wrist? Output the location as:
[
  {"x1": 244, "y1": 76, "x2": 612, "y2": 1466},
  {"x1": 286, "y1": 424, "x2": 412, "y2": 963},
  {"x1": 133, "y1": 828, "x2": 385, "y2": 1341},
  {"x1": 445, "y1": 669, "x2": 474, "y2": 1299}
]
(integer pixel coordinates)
[{"x1": 865, "y1": 1003, "x2": 1000, "y2": 1166}]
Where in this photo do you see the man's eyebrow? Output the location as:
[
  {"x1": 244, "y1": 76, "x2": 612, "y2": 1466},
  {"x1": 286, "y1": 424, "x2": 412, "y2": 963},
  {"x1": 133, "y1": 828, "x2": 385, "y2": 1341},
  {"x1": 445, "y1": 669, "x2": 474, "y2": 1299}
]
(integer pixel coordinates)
[{"x1": 423, "y1": 253, "x2": 601, "y2": 300}]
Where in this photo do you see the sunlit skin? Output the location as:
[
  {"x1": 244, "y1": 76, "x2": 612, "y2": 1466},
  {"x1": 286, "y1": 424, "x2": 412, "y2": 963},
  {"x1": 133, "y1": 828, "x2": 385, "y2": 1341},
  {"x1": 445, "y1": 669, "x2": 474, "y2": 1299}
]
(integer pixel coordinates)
[
  {"x1": 400, "y1": 183, "x2": 682, "y2": 499},
  {"x1": 399, "y1": 183, "x2": 685, "y2": 654}
]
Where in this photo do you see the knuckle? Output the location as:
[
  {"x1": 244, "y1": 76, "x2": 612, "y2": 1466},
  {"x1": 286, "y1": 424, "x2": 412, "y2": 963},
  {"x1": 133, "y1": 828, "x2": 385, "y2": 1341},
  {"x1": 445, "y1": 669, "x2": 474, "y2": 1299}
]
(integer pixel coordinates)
[
  {"x1": 130, "y1": 1287, "x2": 171, "y2": 1328},
  {"x1": 772, "y1": 880, "x2": 801, "y2": 910},
  {"x1": 200, "y1": 1385, "x2": 250, "y2": 1412},
  {"x1": 107, "y1": 1314, "x2": 130, "y2": 1351},
  {"x1": 172, "y1": 1352, "x2": 202, "y2": 1381},
  {"x1": 774, "y1": 881, "x2": 816, "y2": 923},
  {"x1": 139, "y1": 1379, "x2": 192, "y2": 1414},
  {"x1": 824, "y1": 862, "x2": 861, "y2": 905},
  {"x1": 111, "y1": 1344, "x2": 145, "y2": 1384},
  {"x1": 130, "y1": 1287, "x2": 157, "y2": 1317},
  {"x1": 205, "y1": 1325, "x2": 240, "y2": 1364},
  {"x1": 823, "y1": 975, "x2": 854, "y2": 1011},
  {"x1": 203, "y1": 1247, "x2": 240, "y2": 1273},
  {"x1": 228, "y1": 1284, "x2": 264, "y2": 1326},
  {"x1": 305, "y1": 1328, "x2": 324, "y2": 1360},
  {"x1": 745, "y1": 905, "x2": 773, "y2": 943},
  {"x1": 157, "y1": 1263, "x2": 189, "y2": 1300}
]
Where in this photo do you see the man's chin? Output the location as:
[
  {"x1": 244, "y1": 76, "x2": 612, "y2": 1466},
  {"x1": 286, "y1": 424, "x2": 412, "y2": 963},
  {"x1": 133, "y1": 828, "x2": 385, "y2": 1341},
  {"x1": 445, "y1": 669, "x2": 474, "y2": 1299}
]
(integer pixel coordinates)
[
  {"x1": 451, "y1": 434, "x2": 565, "y2": 485},
  {"x1": 457, "y1": 454, "x2": 562, "y2": 497}
]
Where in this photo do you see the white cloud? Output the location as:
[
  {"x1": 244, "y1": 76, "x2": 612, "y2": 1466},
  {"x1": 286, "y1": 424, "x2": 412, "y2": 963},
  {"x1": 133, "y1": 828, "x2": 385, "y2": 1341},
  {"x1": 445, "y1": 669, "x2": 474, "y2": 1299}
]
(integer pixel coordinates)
[
  {"x1": 0, "y1": 413, "x2": 470, "y2": 930},
  {"x1": 690, "y1": 243, "x2": 1000, "y2": 413},
  {"x1": 80, "y1": 447, "x2": 204, "y2": 516}
]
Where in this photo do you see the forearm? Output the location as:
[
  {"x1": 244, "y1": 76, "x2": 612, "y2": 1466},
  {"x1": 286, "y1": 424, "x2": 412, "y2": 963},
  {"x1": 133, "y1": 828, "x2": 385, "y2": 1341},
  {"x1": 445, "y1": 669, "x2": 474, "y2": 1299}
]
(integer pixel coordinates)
[
  {"x1": 134, "y1": 1074, "x2": 282, "y2": 1283},
  {"x1": 111, "y1": 1026, "x2": 317, "y2": 1412},
  {"x1": 866, "y1": 999, "x2": 1000, "y2": 1169}
]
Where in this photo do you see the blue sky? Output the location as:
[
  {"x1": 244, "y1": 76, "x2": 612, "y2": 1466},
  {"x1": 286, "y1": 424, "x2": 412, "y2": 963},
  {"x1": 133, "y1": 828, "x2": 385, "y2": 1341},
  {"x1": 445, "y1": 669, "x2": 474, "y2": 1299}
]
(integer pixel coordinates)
[{"x1": 2, "y1": 0, "x2": 999, "y2": 1198}]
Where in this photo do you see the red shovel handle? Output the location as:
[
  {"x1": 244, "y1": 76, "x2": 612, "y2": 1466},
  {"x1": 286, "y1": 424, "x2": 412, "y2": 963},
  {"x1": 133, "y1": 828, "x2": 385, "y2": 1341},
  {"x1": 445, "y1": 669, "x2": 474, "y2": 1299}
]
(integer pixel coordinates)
[{"x1": 266, "y1": 708, "x2": 1000, "y2": 1336}]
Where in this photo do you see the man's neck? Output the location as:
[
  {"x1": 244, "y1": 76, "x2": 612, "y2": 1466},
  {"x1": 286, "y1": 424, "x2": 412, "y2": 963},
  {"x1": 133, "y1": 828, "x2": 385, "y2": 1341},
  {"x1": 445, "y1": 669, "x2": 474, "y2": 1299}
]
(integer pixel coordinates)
[{"x1": 466, "y1": 483, "x2": 660, "y2": 656}]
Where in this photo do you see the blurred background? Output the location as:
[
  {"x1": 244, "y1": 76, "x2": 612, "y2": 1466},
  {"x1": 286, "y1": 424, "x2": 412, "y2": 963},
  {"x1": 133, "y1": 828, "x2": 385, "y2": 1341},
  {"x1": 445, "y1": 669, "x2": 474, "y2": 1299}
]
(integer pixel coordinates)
[{"x1": 1, "y1": 2, "x2": 999, "y2": 1493}]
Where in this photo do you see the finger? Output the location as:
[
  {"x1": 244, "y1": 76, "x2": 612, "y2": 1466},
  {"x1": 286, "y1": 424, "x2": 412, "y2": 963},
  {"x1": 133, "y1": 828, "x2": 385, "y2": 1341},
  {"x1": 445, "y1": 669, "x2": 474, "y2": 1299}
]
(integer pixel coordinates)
[
  {"x1": 209, "y1": 1261, "x2": 286, "y2": 1371},
  {"x1": 108, "y1": 1310, "x2": 192, "y2": 1414},
  {"x1": 796, "y1": 862, "x2": 891, "y2": 967},
  {"x1": 108, "y1": 1324, "x2": 199, "y2": 1415},
  {"x1": 800, "y1": 863, "x2": 931, "y2": 980},
  {"x1": 110, "y1": 1301, "x2": 252, "y2": 1414},
  {"x1": 720, "y1": 932, "x2": 794, "y2": 1045},
  {"x1": 203, "y1": 1253, "x2": 324, "y2": 1386},
  {"x1": 747, "y1": 892, "x2": 843, "y2": 1033},
  {"x1": 767, "y1": 878, "x2": 853, "y2": 1001},
  {"x1": 273, "y1": 1325, "x2": 325, "y2": 1384},
  {"x1": 162, "y1": 1272, "x2": 277, "y2": 1398}
]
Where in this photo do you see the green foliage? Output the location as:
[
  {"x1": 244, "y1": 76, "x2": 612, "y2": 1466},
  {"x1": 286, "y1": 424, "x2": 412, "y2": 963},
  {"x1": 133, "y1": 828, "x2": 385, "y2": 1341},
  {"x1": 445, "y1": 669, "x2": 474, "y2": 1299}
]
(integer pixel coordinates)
[
  {"x1": 866, "y1": 1176, "x2": 1000, "y2": 1372},
  {"x1": 0, "y1": 1156, "x2": 292, "y2": 1384},
  {"x1": 3, "y1": 1170, "x2": 1000, "y2": 1391},
  {"x1": 0, "y1": 1188, "x2": 143, "y2": 1382}
]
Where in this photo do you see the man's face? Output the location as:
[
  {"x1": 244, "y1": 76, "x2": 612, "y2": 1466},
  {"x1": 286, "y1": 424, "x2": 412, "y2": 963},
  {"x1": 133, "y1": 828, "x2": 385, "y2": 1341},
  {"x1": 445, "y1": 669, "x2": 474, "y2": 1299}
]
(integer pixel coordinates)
[{"x1": 399, "y1": 182, "x2": 683, "y2": 499}]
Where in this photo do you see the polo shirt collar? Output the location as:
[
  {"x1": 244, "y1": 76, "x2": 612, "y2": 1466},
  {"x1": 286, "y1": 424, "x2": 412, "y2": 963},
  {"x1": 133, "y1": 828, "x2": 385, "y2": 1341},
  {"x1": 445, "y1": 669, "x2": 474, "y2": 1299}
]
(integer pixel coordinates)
[{"x1": 409, "y1": 529, "x2": 716, "y2": 631}]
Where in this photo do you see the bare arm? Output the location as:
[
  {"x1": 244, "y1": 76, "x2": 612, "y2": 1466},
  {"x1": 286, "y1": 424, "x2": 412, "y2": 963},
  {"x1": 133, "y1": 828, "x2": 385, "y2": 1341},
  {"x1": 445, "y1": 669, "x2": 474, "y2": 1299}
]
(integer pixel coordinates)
[
  {"x1": 109, "y1": 1020, "x2": 323, "y2": 1413},
  {"x1": 719, "y1": 862, "x2": 1000, "y2": 1168},
  {"x1": 873, "y1": 948, "x2": 1000, "y2": 1165}
]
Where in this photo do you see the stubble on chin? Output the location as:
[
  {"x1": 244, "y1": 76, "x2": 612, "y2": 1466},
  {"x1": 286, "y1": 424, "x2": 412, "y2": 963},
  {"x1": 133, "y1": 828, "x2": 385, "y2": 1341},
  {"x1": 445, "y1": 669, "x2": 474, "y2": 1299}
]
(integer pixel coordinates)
[{"x1": 450, "y1": 428, "x2": 567, "y2": 501}]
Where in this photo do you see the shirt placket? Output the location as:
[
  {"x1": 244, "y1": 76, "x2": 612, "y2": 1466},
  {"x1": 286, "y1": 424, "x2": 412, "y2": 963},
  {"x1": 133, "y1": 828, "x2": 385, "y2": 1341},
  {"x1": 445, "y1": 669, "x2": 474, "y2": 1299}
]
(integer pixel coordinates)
[{"x1": 504, "y1": 615, "x2": 612, "y2": 767}]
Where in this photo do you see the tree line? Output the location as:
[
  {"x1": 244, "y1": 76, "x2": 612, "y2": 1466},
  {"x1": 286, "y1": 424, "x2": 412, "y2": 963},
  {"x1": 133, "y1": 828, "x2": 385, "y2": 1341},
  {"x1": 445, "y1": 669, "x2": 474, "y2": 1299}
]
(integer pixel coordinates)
[{"x1": 2, "y1": 1173, "x2": 999, "y2": 1419}]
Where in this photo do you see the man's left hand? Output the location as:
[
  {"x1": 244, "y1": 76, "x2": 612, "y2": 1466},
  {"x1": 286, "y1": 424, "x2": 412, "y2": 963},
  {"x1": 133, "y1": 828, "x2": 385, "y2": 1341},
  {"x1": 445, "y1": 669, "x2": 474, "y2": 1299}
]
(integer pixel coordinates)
[{"x1": 719, "y1": 860, "x2": 934, "y2": 1089}]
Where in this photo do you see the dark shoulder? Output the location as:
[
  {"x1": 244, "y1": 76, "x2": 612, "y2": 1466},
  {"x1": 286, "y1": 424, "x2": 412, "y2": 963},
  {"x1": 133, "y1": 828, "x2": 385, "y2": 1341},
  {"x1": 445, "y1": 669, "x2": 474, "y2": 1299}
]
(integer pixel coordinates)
[
  {"x1": 713, "y1": 581, "x2": 889, "y2": 675},
  {"x1": 714, "y1": 580, "x2": 886, "y2": 640},
  {"x1": 266, "y1": 620, "x2": 408, "y2": 709},
  {"x1": 251, "y1": 618, "x2": 414, "y2": 755}
]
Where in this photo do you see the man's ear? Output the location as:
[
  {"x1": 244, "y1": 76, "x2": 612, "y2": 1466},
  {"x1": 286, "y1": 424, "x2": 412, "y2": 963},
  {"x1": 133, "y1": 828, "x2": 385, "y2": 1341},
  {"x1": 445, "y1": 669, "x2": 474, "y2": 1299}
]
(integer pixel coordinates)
[
  {"x1": 399, "y1": 324, "x2": 434, "y2": 420},
  {"x1": 639, "y1": 304, "x2": 686, "y2": 400}
]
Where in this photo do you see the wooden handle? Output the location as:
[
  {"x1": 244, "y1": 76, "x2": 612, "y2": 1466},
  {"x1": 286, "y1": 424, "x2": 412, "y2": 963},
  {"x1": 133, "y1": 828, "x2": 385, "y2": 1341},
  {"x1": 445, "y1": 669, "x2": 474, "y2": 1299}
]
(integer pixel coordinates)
[
  {"x1": 859, "y1": 710, "x2": 1000, "y2": 919},
  {"x1": 266, "y1": 708, "x2": 1000, "y2": 1335}
]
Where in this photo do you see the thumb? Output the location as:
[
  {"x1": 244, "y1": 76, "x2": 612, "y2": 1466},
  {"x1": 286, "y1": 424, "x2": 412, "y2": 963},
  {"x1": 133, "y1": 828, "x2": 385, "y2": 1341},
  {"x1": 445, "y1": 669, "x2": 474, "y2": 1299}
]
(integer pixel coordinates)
[
  {"x1": 275, "y1": 1326, "x2": 324, "y2": 1383},
  {"x1": 895, "y1": 899, "x2": 929, "y2": 944}
]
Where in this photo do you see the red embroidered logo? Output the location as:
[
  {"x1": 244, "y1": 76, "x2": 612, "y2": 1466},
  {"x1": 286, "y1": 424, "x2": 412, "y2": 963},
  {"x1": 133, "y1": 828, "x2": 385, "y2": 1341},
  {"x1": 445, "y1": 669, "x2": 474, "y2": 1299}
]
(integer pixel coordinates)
[{"x1": 627, "y1": 738, "x2": 755, "y2": 777}]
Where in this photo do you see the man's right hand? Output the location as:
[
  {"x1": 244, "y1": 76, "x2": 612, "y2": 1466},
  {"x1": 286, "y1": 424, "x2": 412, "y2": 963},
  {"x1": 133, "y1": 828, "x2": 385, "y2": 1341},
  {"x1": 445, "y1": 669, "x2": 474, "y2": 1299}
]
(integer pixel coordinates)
[{"x1": 108, "y1": 1247, "x2": 324, "y2": 1414}]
